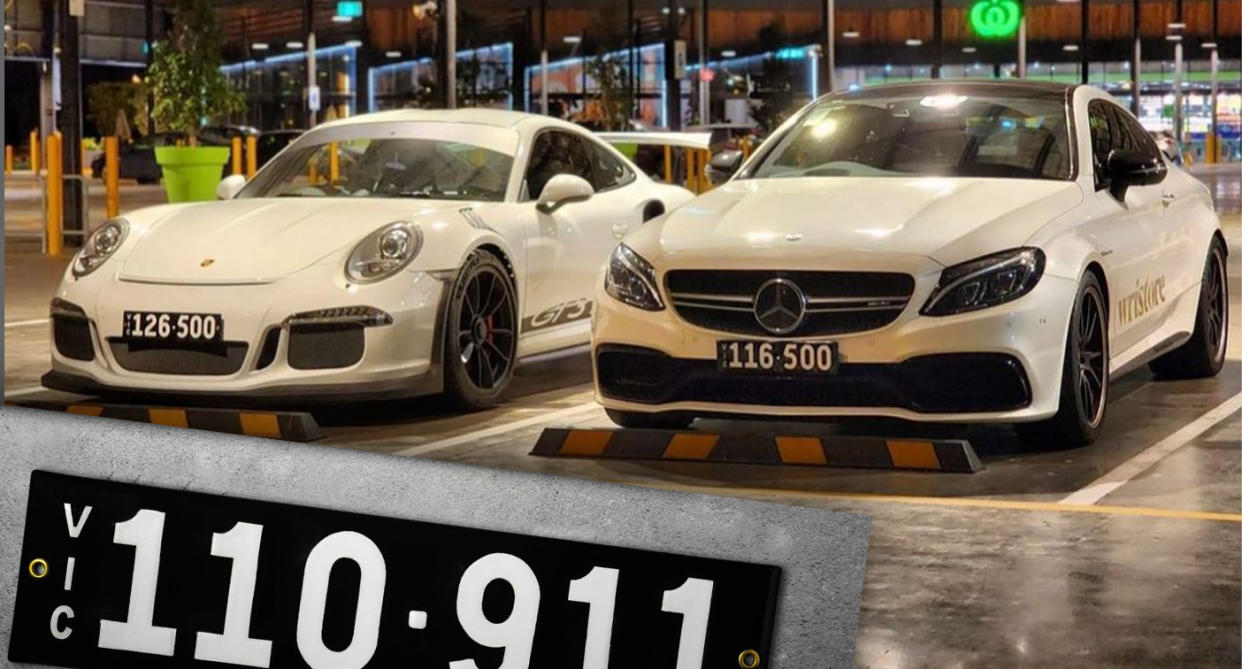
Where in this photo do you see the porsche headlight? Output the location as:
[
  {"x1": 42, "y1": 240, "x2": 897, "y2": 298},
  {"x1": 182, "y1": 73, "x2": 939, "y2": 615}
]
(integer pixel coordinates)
[
  {"x1": 346, "y1": 221, "x2": 423, "y2": 283},
  {"x1": 604, "y1": 244, "x2": 664, "y2": 311},
  {"x1": 921, "y1": 247, "x2": 1045, "y2": 316},
  {"x1": 72, "y1": 218, "x2": 129, "y2": 278}
]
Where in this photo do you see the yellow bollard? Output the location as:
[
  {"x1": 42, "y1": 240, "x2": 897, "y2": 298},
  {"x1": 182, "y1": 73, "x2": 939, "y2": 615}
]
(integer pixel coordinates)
[
  {"x1": 663, "y1": 145, "x2": 672, "y2": 184},
  {"x1": 699, "y1": 149, "x2": 709, "y2": 193},
  {"x1": 231, "y1": 136, "x2": 243, "y2": 175},
  {"x1": 685, "y1": 148, "x2": 697, "y2": 192},
  {"x1": 30, "y1": 129, "x2": 40, "y2": 174},
  {"x1": 46, "y1": 133, "x2": 63, "y2": 256},
  {"x1": 741, "y1": 136, "x2": 752, "y2": 161},
  {"x1": 81, "y1": 140, "x2": 89, "y2": 177},
  {"x1": 5, "y1": 145, "x2": 12, "y2": 174},
  {"x1": 105, "y1": 136, "x2": 120, "y2": 219},
  {"x1": 246, "y1": 135, "x2": 258, "y2": 178},
  {"x1": 308, "y1": 157, "x2": 319, "y2": 184},
  {"x1": 328, "y1": 142, "x2": 340, "y2": 183}
]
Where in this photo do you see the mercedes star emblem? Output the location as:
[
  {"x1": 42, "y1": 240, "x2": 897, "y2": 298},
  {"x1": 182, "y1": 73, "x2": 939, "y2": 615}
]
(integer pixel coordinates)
[{"x1": 753, "y1": 278, "x2": 806, "y2": 335}]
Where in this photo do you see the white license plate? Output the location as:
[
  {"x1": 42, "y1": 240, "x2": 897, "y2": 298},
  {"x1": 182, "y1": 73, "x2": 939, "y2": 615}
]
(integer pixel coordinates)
[
  {"x1": 123, "y1": 310, "x2": 223, "y2": 343},
  {"x1": 717, "y1": 340, "x2": 837, "y2": 374}
]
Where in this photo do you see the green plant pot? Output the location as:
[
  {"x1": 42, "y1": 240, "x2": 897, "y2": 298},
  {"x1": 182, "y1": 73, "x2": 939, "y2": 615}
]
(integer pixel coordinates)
[{"x1": 154, "y1": 146, "x2": 231, "y2": 203}]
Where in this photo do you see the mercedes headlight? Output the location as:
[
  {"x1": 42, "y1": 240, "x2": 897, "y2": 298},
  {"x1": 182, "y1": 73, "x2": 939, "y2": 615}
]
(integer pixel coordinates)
[
  {"x1": 604, "y1": 244, "x2": 664, "y2": 311},
  {"x1": 921, "y1": 247, "x2": 1045, "y2": 316},
  {"x1": 72, "y1": 218, "x2": 129, "y2": 278},
  {"x1": 346, "y1": 221, "x2": 422, "y2": 283}
]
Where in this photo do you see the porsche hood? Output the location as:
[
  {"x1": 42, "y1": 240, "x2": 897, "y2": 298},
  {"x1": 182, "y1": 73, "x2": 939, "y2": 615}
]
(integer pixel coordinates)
[
  {"x1": 630, "y1": 176, "x2": 1082, "y2": 269},
  {"x1": 117, "y1": 198, "x2": 466, "y2": 284}
]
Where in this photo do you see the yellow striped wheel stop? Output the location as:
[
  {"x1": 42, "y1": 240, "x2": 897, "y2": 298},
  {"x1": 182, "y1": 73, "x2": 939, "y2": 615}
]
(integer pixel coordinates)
[
  {"x1": 10, "y1": 400, "x2": 322, "y2": 442},
  {"x1": 532, "y1": 428, "x2": 983, "y2": 472}
]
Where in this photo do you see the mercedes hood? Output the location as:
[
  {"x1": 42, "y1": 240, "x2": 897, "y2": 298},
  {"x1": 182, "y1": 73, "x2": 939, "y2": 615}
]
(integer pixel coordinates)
[{"x1": 632, "y1": 176, "x2": 1083, "y2": 269}]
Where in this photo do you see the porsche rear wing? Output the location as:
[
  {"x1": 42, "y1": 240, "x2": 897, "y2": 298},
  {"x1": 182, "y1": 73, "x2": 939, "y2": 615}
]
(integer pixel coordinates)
[{"x1": 595, "y1": 131, "x2": 713, "y2": 151}]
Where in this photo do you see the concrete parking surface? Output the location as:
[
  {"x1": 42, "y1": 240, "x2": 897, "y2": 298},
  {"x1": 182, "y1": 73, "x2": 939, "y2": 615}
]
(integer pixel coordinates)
[{"x1": 4, "y1": 167, "x2": 1241, "y2": 667}]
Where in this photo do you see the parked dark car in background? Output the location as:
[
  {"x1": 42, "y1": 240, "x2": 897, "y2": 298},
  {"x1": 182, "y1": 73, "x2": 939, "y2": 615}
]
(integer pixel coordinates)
[
  {"x1": 198, "y1": 124, "x2": 260, "y2": 148},
  {"x1": 90, "y1": 132, "x2": 186, "y2": 184},
  {"x1": 255, "y1": 129, "x2": 303, "y2": 166}
]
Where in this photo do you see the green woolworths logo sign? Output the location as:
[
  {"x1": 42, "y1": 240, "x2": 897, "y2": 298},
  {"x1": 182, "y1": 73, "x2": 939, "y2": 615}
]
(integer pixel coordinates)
[{"x1": 969, "y1": 0, "x2": 1023, "y2": 39}]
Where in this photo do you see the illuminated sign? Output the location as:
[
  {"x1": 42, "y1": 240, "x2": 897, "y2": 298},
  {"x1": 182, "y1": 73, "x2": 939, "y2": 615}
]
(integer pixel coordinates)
[
  {"x1": 336, "y1": 0, "x2": 363, "y2": 18},
  {"x1": 969, "y1": 0, "x2": 1023, "y2": 39}
]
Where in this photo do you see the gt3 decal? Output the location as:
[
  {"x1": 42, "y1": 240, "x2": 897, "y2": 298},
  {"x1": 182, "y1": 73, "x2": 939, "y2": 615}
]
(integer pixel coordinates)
[
  {"x1": 523, "y1": 299, "x2": 592, "y2": 333},
  {"x1": 1118, "y1": 276, "x2": 1166, "y2": 326}
]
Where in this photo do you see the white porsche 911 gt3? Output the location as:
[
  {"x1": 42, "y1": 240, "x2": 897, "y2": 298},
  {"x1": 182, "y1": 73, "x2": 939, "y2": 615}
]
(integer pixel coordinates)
[
  {"x1": 45, "y1": 109, "x2": 692, "y2": 407},
  {"x1": 593, "y1": 82, "x2": 1227, "y2": 445}
]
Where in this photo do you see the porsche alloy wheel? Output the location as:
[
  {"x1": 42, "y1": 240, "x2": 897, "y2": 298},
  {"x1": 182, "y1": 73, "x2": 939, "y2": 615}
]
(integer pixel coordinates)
[
  {"x1": 444, "y1": 250, "x2": 517, "y2": 409},
  {"x1": 1019, "y1": 272, "x2": 1108, "y2": 448},
  {"x1": 1149, "y1": 238, "x2": 1229, "y2": 379}
]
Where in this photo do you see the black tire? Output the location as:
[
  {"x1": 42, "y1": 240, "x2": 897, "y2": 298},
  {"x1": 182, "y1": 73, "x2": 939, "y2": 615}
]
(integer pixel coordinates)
[
  {"x1": 443, "y1": 250, "x2": 518, "y2": 410},
  {"x1": 605, "y1": 408, "x2": 694, "y2": 430},
  {"x1": 1018, "y1": 272, "x2": 1109, "y2": 448},
  {"x1": 1149, "y1": 238, "x2": 1228, "y2": 379}
]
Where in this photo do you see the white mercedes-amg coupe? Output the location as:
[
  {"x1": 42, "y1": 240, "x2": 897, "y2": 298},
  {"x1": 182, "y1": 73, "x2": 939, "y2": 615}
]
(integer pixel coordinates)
[
  {"x1": 45, "y1": 109, "x2": 692, "y2": 407},
  {"x1": 593, "y1": 82, "x2": 1227, "y2": 445}
]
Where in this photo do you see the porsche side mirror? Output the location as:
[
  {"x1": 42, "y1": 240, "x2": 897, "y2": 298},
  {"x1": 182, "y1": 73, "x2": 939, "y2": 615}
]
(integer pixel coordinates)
[
  {"x1": 537, "y1": 174, "x2": 594, "y2": 213},
  {"x1": 1107, "y1": 149, "x2": 1166, "y2": 201},
  {"x1": 216, "y1": 174, "x2": 247, "y2": 200},
  {"x1": 705, "y1": 150, "x2": 743, "y2": 186}
]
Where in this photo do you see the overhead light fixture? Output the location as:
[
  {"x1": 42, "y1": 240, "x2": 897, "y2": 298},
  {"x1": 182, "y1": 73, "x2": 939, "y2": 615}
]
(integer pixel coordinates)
[
  {"x1": 1165, "y1": 34, "x2": 1183, "y2": 42},
  {"x1": 385, "y1": 50, "x2": 401, "y2": 58},
  {"x1": 3, "y1": 24, "x2": 11, "y2": 31},
  {"x1": 906, "y1": 38, "x2": 923, "y2": 47},
  {"x1": 842, "y1": 28, "x2": 860, "y2": 39},
  {"x1": 332, "y1": 15, "x2": 352, "y2": 23},
  {"x1": 286, "y1": 40, "x2": 304, "y2": 49},
  {"x1": 1063, "y1": 44, "x2": 1079, "y2": 51},
  {"x1": 962, "y1": 45, "x2": 977, "y2": 53},
  {"x1": 1167, "y1": 22, "x2": 1186, "y2": 30},
  {"x1": 563, "y1": 35, "x2": 582, "y2": 44},
  {"x1": 1202, "y1": 41, "x2": 1218, "y2": 49},
  {"x1": 345, "y1": 39, "x2": 363, "y2": 47},
  {"x1": 252, "y1": 42, "x2": 269, "y2": 50},
  {"x1": 660, "y1": 6, "x2": 685, "y2": 14},
  {"x1": 721, "y1": 49, "x2": 736, "y2": 58}
]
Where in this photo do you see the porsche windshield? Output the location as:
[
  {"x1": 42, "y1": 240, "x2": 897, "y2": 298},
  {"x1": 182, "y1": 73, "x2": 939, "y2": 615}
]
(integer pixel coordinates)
[
  {"x1": 239, "y1": 136, "x2": 513, "y2": 201},
  {"x1": 749, "y1": 91, "x2": 1073, "y2": 181}
]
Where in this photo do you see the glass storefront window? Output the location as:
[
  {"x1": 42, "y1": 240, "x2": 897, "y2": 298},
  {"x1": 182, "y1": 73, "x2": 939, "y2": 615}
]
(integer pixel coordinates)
[
  {"x1": 222, "y1": 45, "x2": 357, "y2": 130},
  {"x1": 368, "y1": 42, "x2": 513, "y2": 112}
]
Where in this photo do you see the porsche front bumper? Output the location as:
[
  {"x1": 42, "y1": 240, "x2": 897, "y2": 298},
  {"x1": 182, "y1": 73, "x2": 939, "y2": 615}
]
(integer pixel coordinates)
[{"x1": 44, "y1": 262, "x2": 450, "y2": 402}]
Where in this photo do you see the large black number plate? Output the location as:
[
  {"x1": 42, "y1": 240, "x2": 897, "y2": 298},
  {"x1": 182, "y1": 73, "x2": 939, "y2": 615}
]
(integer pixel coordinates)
[{"x1": 8, "y1": 471, "x2": 780, "y2": 668}]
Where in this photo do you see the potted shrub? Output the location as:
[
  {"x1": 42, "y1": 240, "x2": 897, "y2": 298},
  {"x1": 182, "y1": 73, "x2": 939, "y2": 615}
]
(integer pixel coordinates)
[{"x1": 145, "y1": 0, "x2": 241, "y2": 202}]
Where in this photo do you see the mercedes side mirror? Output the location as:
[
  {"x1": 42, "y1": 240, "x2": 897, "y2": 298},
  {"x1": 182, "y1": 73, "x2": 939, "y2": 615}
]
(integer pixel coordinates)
[
  {"x1": 705, "y1": 150, "x2": 743, "y2": 186},
  {"x1": 1107, "y1": 149, "x2": 1166, "y2": 201},
  {"x1": 537, "y1": 174, "x2": 594, "y2": 213},
  {"x1": 216, "y1": 174, "x2": 247, "y2": 200}
]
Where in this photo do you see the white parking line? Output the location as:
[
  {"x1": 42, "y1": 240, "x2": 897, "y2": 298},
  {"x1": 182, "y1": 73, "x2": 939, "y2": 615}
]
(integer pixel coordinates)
[
  {"x1": 1060, "y1": 391, "x2": 1242, "y2": 506},
  {"x1": 392, "y1": 402, "x2": 601, "y2": 458},
  {"x1": 4, "y1": 318, "x2": 49, "y2": 328}
]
